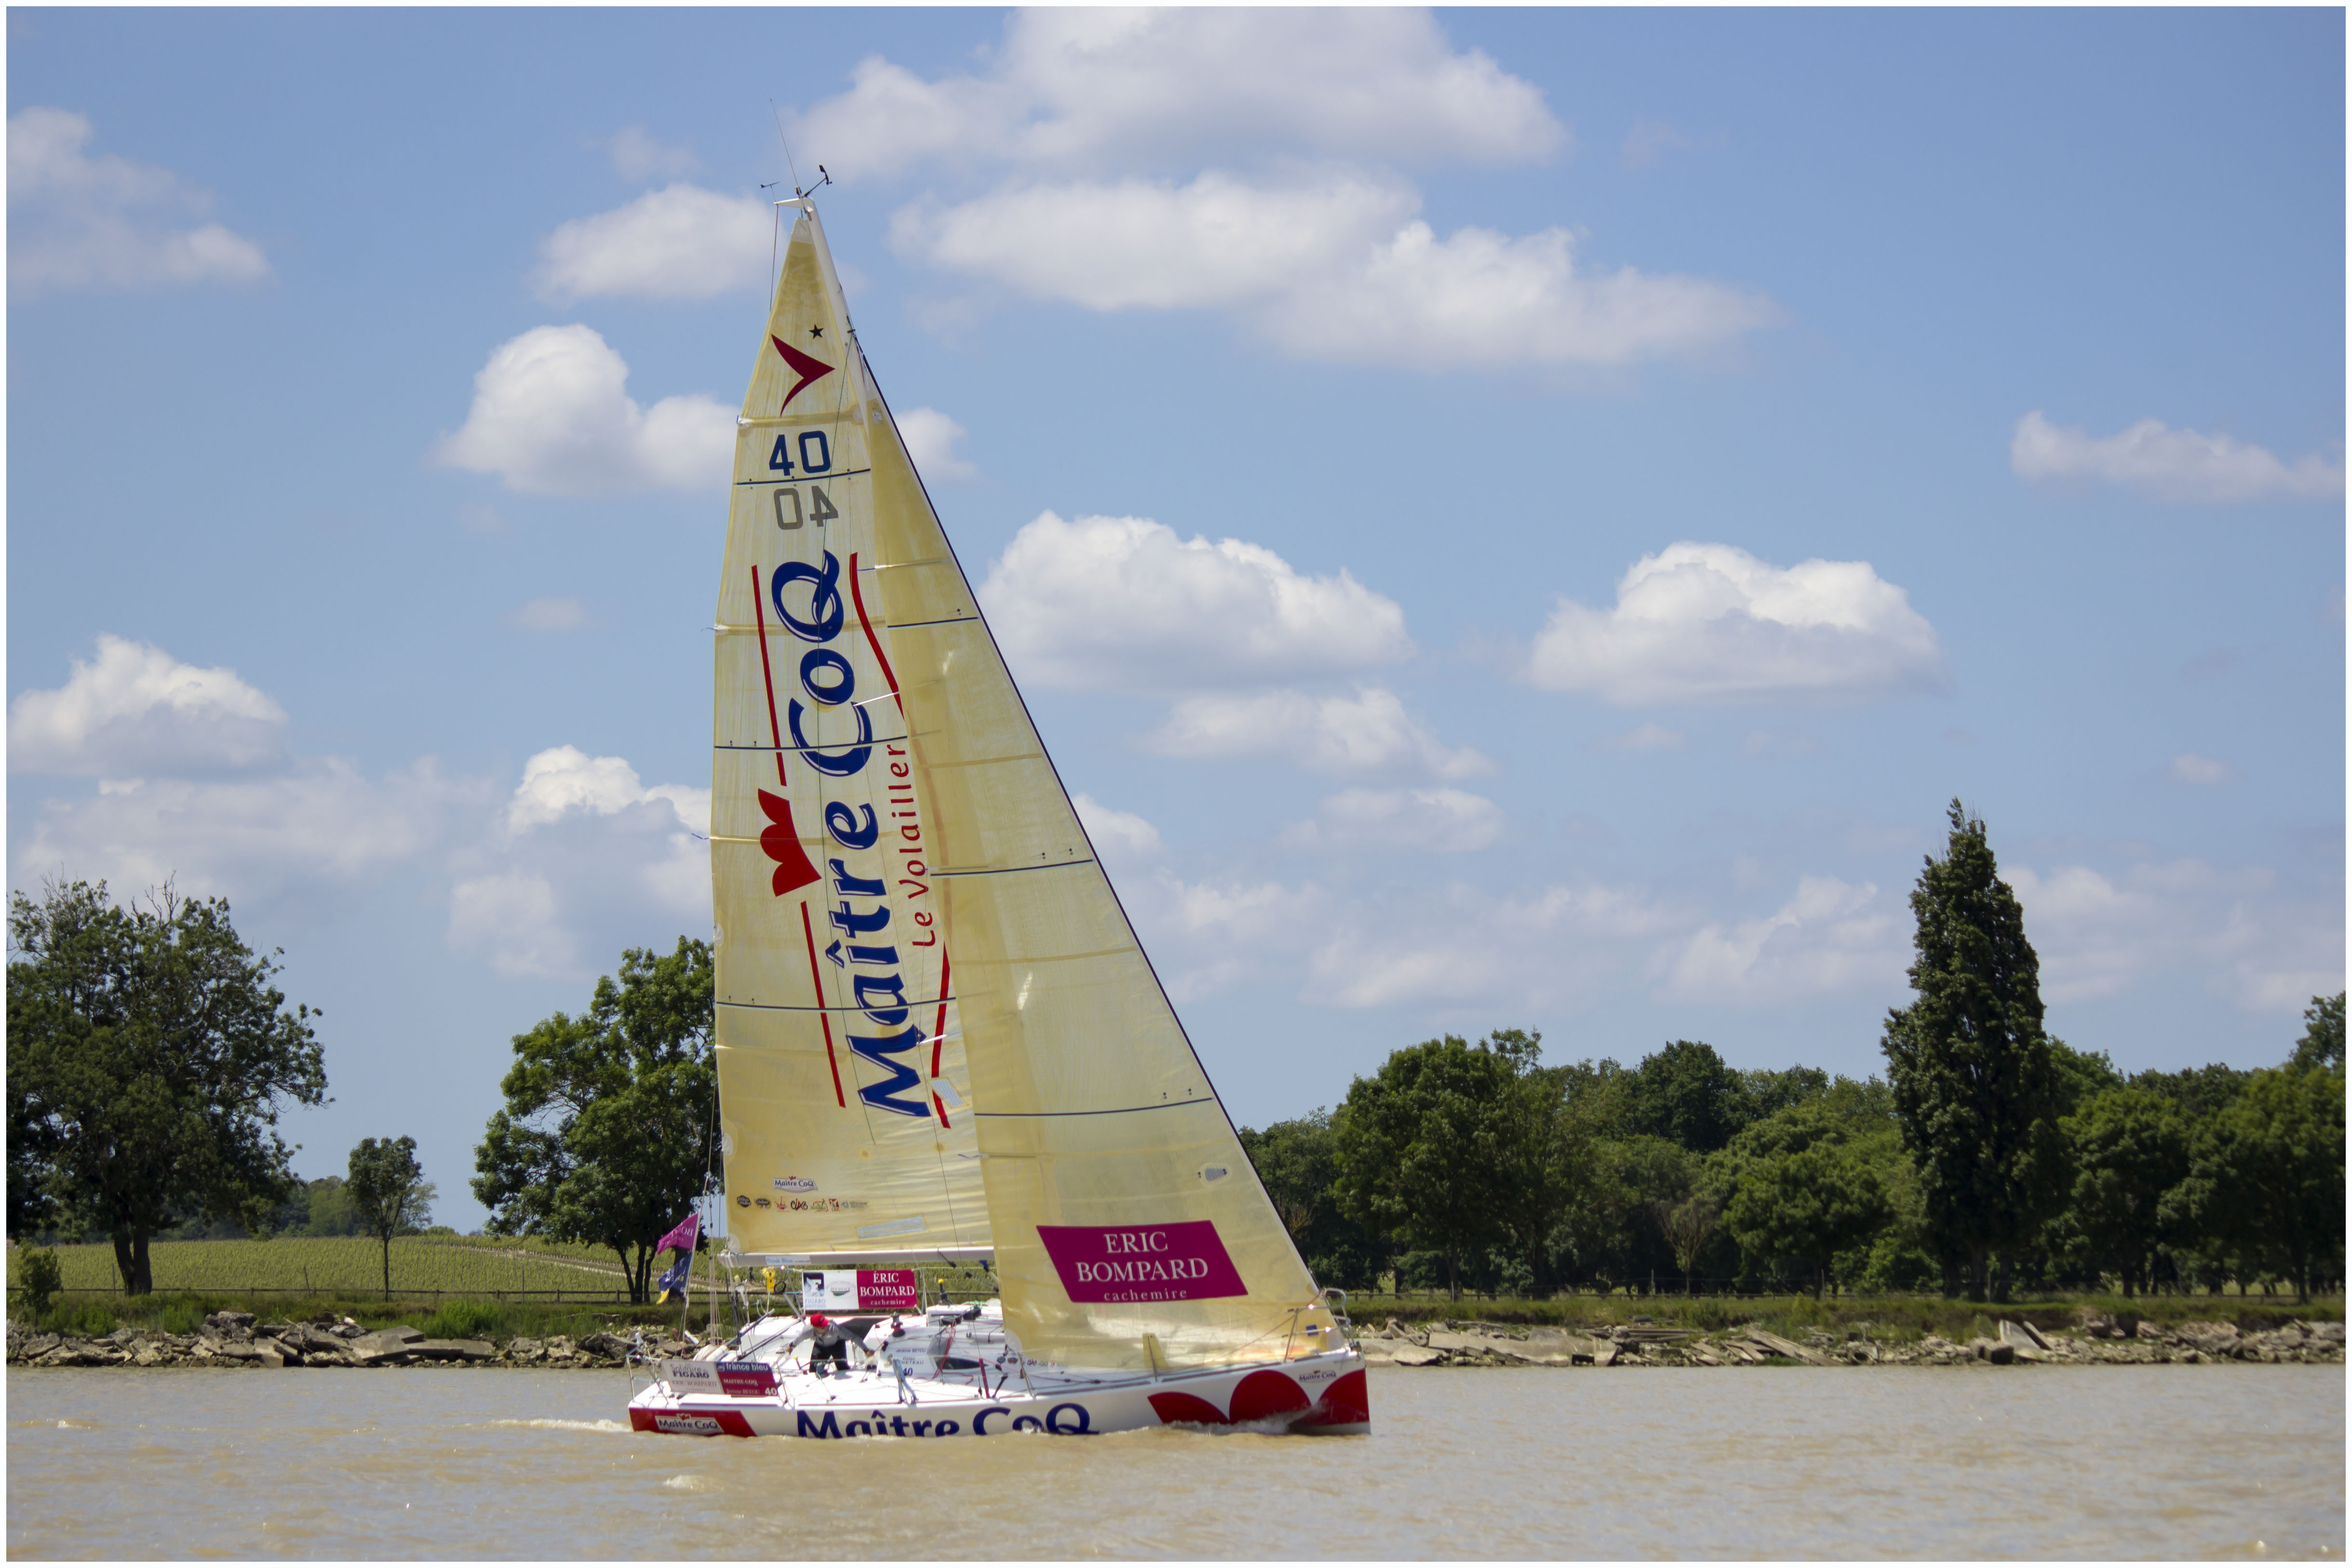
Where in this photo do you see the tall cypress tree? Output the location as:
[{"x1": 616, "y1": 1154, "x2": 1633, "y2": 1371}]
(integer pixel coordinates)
[{"x1": 1881, "y1": 801, "x2": 2064, "y2": 1300}]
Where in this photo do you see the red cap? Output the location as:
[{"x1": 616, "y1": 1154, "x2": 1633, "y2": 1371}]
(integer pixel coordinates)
[{"x1": 808, "y1": 1313, "x2": 831, "y2": 1327}]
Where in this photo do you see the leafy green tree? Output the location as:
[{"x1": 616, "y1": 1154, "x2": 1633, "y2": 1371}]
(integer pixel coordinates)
[
  {"x1": 1238, "y1": 1111, "x2": 1388, "y2": 1292},
  {"x1": 1240, "y1": 1111, "x2": 1340, "y2": 1240},
  {"x1": 1726, "y1": 1144, "x2": 1891, "y2": 1297},
  {"x1": 302, "y1": 1176, "x2": 364, "y2": 1237},
  {"x1": 2191, "y1": 1065, "x2": 2344, "y2": 1301},
  {"x1": 14, "y1": 1246, "x2": 63, "y2": 1322},
  {"x1": 1741, "y1": 1066, "x2": 1829, "y2": 1121},
  {"x1": 1333, "y1": 1030, "x2": 1567, "y2": 1300},
  {"x1": 1550, "y1": 1135, "x2": 1695, "y2": 1294},
  {"x1": 1481, "y1": 1029, "x2": 1588, "y2": 1293},
  {"x1": 2047, "y1": 1040, "x2": 2124, "y2": 1117},
  {"x1": 2060, "y1": 1086, "x2": 2191, "y2": 1296},
  {"x1": 1881, "y1": 802, "x2": 2066, "y2": 1300},
  {"x1": 7, "y1": 880, "x2": 327, "y2": 1294},
  {"x1": 1621, "y1": 1039, "x2": 1754, "y2": 1153},
  {"x1": 2291, "y1": 993, "x2": 2345, "y2": 1072},
  {"x1": 472, "y1": 938, "x2": 716, "y2": 1303},
  {"x1": 2131, "y1": 1062, "x2": 2253, "y2": 1123},
  {"x1": 347, "y1": 1136, "x2": 434, "y2": 1299},
  {"x1": 1849, "y1": 1151, "x2": 1939, "y2": 1291},
  {"x1": 1651, "y1": 1193, "x2": 1720, "y2": 1295}
]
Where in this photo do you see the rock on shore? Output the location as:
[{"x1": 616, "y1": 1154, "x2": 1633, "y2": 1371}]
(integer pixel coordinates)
[
  {"x1": 1349, "y1": 1311, "x2": 2346, "y2": 1369},
  {"x1": 4, "y1": 1311, "x2": 688, "y2": 1371}
]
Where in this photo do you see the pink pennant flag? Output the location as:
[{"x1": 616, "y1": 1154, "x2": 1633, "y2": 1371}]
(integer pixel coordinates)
[{"x1": 655, "y1": 1211, "x2": 700, "y2": 1254}]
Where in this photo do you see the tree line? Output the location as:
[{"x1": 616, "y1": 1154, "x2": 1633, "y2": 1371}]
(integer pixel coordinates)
[{"x1": 1240, "y1": 805, "x2": 2346, "y2": 1304}]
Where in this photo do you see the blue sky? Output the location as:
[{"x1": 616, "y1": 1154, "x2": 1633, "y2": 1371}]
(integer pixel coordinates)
[{"x1": 9, "y1": 8, "x2": 2342, "y2": 1230}]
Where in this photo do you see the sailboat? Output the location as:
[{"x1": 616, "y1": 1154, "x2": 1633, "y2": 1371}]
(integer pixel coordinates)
[{"x1": 624, "y1": 197, "x2": 1367, "y2": 1440}]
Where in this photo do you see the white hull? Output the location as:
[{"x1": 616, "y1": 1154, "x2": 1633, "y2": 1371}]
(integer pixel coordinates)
[{"x1": 626, "y1": 1346, "x2": 1368, "y2": 1439}]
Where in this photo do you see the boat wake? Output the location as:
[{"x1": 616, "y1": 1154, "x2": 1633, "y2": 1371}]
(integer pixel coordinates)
[{"x1": 476, "y1": 1417, "x2": 630, "y2": 1434}]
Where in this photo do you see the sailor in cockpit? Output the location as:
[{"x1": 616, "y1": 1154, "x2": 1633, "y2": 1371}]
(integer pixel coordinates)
[
  {"x1": 864, "y1": 1314, "x2": 917, "y2": 1402},
  {"x1": 803, "y1": 1313, "x2": 852, "y2": 1376}
]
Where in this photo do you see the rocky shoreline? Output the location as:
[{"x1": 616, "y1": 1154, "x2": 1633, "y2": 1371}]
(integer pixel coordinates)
[
  {"x1": 4, "y1": 1310, "x2": 691, "y2": 1371},
  {"x1": 8, "y1": 1306, "x2": 2341, "y2": 1373},
  {"x1": 1356, "y1": 1310, "x2": 2346, "y2": 1368}
]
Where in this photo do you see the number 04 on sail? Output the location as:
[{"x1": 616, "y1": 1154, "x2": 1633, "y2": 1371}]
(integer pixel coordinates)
[{"x1": 625, "y1": 198, "x2": 1367, "y2": 1440}]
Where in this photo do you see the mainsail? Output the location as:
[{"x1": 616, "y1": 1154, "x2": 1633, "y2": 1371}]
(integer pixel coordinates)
[{"x1": 718, "y1": 202, "x2": 1338, "y2": 1372}]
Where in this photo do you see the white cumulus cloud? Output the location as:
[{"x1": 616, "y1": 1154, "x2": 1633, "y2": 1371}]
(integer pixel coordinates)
[
  {"x1": 14, "y1": 760, "x2": 466, "y2": 906},
  {"x1": 896, "y1": 176, "x2": 1774, "y2": 370},
  {"x1": 2010, "y1": 858, "x2": 2340, "y2": 1012},
  {"x1": 798, "y1": 13, "x2": 1765, "y2": 371},
  {"x1": 896, "y1": 172, "x2": 1415, "y2": 312},
  {"x1": 447, "y1": 873, "x2": 574, "y2": 979},
  {"x1": 504, "y1": 745, "x2": 707, "y2": 836},
  {"x1": 6, "y1": 637, "x2": 716, "y2": 982},
  {"x1": 980, "y1": 511, "x2": 1411, "y2": 692},
  {"x1": 1655, "y1": 876, "x2": 1908, "y2": 1005},
  {"x1": 446, "y1": 748, "x2": 712, "y2": 978},
  {"x1": 533, "y1": 184, "x2": 772, "y2": 301},
  {"x1": 1282, "y1": 788, "x2": 1503, "y2": 854},
  {"x1": 792, "y1": 9, "x2": 1564, "y2": 178},
  {"x1": 434, "y1": 325, "x2": 733, "y2": 496},
  {"x1": 1071, "y1": 793, "x2": 1162, "y2": 863},
  {"x1": 1263, "y1": 217, "x2": 1778, "y2": 369},
  {"x1": 1526, "y1": 542, "x2": 1946, "y2": 706},
  {"x1": 1144, "y1": 688, "x2": 1488, "y2": 778},
  {"x1": 10, "y1": 635, "x2": 287, "y2": 776},
  {"x1": 1305, "y1": 880, "x2": 1680, "y2": 1009},
  {"x1": 2011, "y1": 411, "x2": 2344, "y2": 503},
  {"x1": 896, "y1": 407, "x2": 976, "y2": 482},
  {"x1": 8, "y1": 107, "x2": 270, "y2": 292}
]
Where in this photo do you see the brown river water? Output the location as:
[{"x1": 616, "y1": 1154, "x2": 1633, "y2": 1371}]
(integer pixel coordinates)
[{"x1": 6, "y1": 1365, "x2": 2341, "y2": 1559}]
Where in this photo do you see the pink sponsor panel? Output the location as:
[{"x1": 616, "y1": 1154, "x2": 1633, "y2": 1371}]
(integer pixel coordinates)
[
  {"x1": 1035, "y1": 1221, "x2": 1247, "y2": 1304},
  {"x1": 858, "y1": 1269, "x2": 919, "y2": 1310}
]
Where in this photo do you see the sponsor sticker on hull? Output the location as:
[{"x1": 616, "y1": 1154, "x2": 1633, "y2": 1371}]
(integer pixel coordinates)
[{"x1": 1035, "y1": 1221, "x2": 1247, "y2": 1303}]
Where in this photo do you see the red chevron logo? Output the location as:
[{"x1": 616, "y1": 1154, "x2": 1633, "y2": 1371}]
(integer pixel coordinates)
[{"x1": 770, "y1": 335, "x2": 835, "y2": 412}]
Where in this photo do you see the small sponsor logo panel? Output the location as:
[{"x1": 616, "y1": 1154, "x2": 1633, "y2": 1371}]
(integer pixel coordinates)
[
  {"x1": 715, "y1": 1360, "x2": 780, "y2": 1398},
  {"x1": 1035, "y1": 1221, "x2": 1247, "y2": 1303},
  {"x1": 661, "y1": 1359, "x2": 731, "y2": 1394},
  {"x1": 665, "y1": 1356, "x2": 777, "y2": 1401},
  {"x1": 799, "y1": 1267, "x2": 919, "y2": 1313}
]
